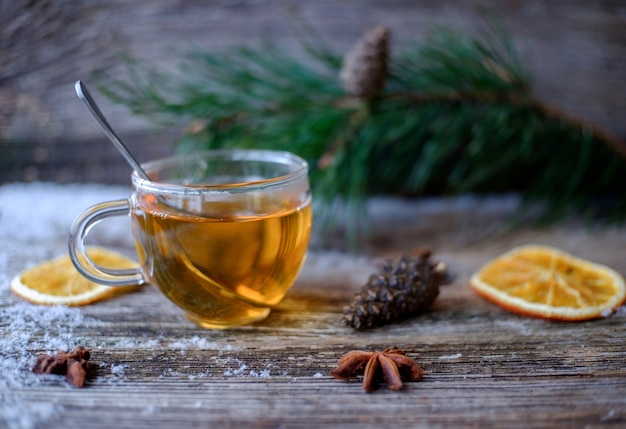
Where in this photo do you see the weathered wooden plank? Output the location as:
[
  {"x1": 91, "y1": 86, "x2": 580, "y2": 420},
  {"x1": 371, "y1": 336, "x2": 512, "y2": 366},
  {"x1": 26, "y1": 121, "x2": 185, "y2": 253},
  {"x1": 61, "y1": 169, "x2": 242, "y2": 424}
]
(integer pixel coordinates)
[
  {"x1": 5, "y1": 265, "x2": 625, "y2": 427},
  {"x1": 1, "y1": 184, "x2": 625, "y2": 428}
]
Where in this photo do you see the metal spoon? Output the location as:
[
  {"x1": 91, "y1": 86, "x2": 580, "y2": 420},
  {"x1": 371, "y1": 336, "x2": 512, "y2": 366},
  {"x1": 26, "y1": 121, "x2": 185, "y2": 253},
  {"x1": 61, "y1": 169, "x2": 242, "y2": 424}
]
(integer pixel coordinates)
[{"x1": 75, "y1": 80, "x2": 151, "y2": 181}]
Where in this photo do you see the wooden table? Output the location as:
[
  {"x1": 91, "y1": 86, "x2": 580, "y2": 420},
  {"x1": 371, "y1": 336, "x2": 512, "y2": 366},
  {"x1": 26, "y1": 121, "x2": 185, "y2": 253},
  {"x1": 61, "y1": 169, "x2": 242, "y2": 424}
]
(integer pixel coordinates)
[{"x1": 1, "y1": 183, "x2": 625, "y2": 428}]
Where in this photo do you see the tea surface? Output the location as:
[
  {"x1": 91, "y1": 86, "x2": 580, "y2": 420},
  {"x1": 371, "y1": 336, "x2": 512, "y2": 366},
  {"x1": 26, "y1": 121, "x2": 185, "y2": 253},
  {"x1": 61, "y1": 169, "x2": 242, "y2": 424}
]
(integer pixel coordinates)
[{"x1": 132, "y1": 194, "x2": 312, "y2": 327}]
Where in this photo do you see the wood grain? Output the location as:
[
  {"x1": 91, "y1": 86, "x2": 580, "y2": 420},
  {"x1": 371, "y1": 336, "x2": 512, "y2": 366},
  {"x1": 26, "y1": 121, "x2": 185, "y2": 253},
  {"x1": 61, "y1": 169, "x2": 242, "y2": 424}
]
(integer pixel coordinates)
[
  {"x1": 2, "y1": 185, "x2": 625, "y2": 428},
  {"x1": 7, "y1": 276, "x2": 626, "y2": 428}
]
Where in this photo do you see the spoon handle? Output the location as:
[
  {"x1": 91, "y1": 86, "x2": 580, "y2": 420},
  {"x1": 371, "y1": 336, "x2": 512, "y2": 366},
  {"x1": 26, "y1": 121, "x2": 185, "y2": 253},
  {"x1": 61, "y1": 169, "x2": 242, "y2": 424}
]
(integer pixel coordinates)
[{"x1": 75, "y1": 80, "x2": 151, "y2": 181}]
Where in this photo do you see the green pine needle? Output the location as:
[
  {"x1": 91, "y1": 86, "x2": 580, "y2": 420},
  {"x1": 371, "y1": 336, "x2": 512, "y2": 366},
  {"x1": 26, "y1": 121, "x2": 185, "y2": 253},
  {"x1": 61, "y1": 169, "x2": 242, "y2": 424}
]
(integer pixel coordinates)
[{"x1": 95, "y1": 19, "x2": 626, "y2": 246}]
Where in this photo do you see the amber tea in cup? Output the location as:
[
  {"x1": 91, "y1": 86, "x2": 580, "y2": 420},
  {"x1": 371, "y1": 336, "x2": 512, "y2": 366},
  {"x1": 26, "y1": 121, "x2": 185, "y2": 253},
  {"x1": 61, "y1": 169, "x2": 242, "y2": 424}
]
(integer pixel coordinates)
[{"x1": 69, "y1": 150, "x2": 312, "y2": 328}]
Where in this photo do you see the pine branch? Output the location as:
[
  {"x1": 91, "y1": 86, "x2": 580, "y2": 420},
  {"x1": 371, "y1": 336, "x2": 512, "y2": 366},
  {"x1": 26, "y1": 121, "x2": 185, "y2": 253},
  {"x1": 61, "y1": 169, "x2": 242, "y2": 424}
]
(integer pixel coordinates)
[
  {"x1": 532, "y1": 99, "x2": 626, "y2": 160},
  {"x1": 376, "y1": 91, "x2": 626, "y2": 161},
  {"x1": 95, "y1": 19, "x2": 626, "y2": 247}
]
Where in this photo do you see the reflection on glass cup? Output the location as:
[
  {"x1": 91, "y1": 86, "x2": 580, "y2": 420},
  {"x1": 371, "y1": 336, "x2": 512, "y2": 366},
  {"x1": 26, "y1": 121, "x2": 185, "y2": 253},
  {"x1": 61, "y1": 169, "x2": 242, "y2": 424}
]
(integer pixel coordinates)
[{"x1": 69, "y1": 150, "x2": 312, "y2": 328}]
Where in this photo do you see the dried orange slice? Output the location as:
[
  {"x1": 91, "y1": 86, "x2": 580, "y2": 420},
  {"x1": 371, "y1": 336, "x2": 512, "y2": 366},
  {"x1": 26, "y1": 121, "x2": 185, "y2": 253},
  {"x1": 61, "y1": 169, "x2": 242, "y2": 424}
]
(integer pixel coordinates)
[
  {"x1": 470, "y1": 244, "x2": 626, "y2": 321},
  {"x1": 10, "y1": 247, "x2": 139, "y2": 306}
]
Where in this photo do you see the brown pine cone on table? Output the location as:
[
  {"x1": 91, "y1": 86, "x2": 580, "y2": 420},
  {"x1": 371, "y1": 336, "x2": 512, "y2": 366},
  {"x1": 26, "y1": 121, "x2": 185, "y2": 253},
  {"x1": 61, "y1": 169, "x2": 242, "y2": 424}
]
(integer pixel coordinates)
[{"x1": 342, "y1": 249, "x2": 450, "y2": 330}]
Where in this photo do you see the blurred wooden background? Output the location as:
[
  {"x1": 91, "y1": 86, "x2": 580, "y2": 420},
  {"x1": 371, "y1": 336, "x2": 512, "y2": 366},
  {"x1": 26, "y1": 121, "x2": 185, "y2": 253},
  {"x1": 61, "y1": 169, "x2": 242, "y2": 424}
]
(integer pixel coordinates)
[{"x1": 1, "y1": 0, "x2": 625, "y2": 184}]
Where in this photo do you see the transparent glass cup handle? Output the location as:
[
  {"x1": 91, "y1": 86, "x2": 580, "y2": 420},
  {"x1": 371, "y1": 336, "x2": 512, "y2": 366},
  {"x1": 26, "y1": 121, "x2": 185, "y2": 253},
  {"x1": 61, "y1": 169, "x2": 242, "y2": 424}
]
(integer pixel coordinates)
[{"x1": 68, "y1": 199, "x2": 145, "y2": 287}]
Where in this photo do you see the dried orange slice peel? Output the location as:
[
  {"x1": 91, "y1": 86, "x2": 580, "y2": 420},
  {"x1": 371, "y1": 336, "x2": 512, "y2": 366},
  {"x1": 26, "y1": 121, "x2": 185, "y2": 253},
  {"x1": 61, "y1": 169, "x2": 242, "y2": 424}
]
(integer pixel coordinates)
[
  {"x1": 10, "y1": 247, "x2": 140, "y2": 306},
  {"x1": 470, "y1": 244, "x2": 626, "y2": 321}
]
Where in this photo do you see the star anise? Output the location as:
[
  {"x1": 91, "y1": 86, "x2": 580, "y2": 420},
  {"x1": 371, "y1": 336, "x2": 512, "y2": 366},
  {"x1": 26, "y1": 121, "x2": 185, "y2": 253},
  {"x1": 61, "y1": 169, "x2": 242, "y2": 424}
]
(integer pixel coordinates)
[
  {"x1": 331, "y1": 346, "x2": 424, "y2": 392},
  {"x1": 32, "y1": 346, "x2": 91, "y2": 388}
]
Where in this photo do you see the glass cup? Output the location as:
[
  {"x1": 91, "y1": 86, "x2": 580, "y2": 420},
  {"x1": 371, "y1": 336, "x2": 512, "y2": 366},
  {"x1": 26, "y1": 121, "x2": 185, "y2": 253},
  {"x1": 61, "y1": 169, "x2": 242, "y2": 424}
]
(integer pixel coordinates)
[{"x1": 69, "y1": 150, "x2": 312, "y2": 328}]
